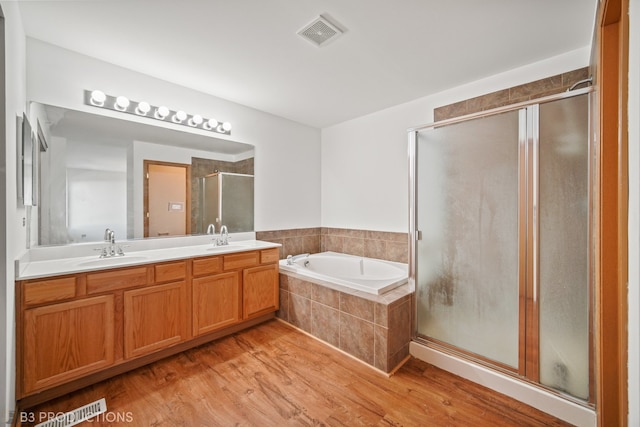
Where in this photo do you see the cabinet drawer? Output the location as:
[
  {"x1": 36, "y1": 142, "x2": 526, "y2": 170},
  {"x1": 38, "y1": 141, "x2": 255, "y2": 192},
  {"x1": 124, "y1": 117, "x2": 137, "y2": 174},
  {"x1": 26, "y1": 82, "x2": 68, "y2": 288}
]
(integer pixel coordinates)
[
  {"x1": 260, "y1": 248, "x2": 280, "y2": 264},
  {"x1": 155, "y1": 261, "x2": 186, "y2": 283},
  {"x1": 192, "y1": 256, "x2": 223, "y2": 277},
  {"x1": 23, "y1": 277, "x2": 77, "y2": 306},
  {"x1": 224, "y1": 251, "x2": 259, "y2": 270},
  {"x1": 87, "y1": 266, "x2": 148, "y2": 294}
]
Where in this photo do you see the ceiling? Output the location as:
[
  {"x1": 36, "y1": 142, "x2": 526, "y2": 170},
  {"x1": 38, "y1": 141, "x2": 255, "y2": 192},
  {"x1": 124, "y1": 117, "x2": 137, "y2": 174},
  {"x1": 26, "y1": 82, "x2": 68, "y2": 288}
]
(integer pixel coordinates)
[{"x1": 17, "y1": 0, "x2": 598, "y2": 129}]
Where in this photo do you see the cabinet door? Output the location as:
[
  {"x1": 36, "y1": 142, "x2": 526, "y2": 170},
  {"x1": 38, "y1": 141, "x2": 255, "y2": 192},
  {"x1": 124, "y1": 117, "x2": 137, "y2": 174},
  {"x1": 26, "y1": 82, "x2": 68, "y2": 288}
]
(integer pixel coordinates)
[
  {"x1": 192, "y1": 272, "x2": 241, "y2": 336},
  {"x1": 23, "y1": 295, "x2": 115, "y2": 394},
  {"x1": 243, "y1": 264, "x2": 279, "y2": 319},
  {"x1": 124, "y1": 281, "x2": 187, "y2": 359}
]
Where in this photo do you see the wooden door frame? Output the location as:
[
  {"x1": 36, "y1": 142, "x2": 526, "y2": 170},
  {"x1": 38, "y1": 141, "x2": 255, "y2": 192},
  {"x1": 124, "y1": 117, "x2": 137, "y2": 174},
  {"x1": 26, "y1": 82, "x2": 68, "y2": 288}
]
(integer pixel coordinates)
[
  {"x1": 594, "y1": 0, "x2": 629, "y2": 425},
  {"x1": 143, "y1": 160, "x2": 192, "y2": 238}
]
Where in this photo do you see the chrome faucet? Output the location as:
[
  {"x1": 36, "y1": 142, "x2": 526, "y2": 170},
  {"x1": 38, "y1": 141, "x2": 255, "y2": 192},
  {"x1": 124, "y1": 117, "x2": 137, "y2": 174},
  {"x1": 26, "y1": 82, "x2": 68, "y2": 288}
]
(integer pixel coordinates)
[
  {"x1": 104, "y1": 228, "x2": 114, "y2": 244},
  {"x1": 105, "y1": 228, "x2": 115, "y2": 256},
  {"x1": 206, "y1": 223, "x2": 216, "y2": 235},
  {"x1": 97, "y1": 228, "x2": 124, "y2": 257},
  {"x1": 286, "y1": 253, "x2": 310, "y2": 265},
  {"x1": 218, "y1": 225, "x2": 229, "y2": 246}
]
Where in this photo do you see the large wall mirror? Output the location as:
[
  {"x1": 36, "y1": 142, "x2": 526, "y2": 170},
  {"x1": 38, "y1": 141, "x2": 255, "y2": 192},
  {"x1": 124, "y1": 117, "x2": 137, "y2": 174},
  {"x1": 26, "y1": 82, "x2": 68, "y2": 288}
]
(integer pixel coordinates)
[{"x1": 30, "y1": 102, "x2": 255, "y2": 247}]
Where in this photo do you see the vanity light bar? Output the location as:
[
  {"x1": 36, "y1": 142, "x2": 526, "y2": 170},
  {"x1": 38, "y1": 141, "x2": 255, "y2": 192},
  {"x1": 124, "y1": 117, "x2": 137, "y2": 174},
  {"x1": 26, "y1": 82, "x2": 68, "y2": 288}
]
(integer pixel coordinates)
[{"x1": 84, "y1": 90, "x2": 232, "y2": 135}]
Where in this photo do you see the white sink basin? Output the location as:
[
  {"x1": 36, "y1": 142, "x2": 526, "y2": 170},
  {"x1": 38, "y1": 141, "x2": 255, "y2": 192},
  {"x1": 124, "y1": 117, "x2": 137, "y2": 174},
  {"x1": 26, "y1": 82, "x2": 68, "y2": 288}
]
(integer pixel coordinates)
[{"x1": 78, "y1": 256, "x2": 149, "y2": 267}]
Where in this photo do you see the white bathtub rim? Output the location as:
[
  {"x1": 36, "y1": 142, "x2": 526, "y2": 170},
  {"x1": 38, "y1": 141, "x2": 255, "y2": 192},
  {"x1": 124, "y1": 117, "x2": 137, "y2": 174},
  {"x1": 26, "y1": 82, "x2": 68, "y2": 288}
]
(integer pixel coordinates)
[
  {"x1": 279, "y1": 267, "x2": 413, "y2": 305},
  {"x1": 279, "y1": 251, "x2": 408, "y2": 296}
]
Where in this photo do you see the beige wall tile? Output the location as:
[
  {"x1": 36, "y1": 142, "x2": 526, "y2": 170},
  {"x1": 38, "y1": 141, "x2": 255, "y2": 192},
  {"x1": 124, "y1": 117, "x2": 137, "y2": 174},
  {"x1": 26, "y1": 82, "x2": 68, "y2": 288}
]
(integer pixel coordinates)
[
  {"x1": 340, "y1": 293, "x2": 375, "y2": 322},
  {"x1": 288, "y1": 276, "x2": 312, "y2": 299},
  {"x1": 374, "y1": 325, "x2": 389, "y2": 372},
  {"x1": 277, "y1": 290, "x2": 289, "y2": 322},
  {"x1": 433, "y1": 67, "x2": 589, "y2": 122},
  {"x1": 311, "y1": 302, "x2": 340, "y2": 347},
  {"x1": 289, "y1": 293, "x2": 311, "y2": 333},
  {"x1": 312, "y1": 284, "x2": 340, "y2": 309},
  {"x1": 388, "y1": 300, "x2": 412, "y2": 355},
  {"x1": 340, "y1": 313, "x2": 374, "y2": 365}
]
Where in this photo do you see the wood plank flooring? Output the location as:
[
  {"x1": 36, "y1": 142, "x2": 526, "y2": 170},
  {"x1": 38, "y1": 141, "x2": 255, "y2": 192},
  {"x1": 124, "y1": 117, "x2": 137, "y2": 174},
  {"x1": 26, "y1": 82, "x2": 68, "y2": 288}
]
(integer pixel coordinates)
[{"x1": 19, "y1": 320, "x2": 572, "y2": 426}]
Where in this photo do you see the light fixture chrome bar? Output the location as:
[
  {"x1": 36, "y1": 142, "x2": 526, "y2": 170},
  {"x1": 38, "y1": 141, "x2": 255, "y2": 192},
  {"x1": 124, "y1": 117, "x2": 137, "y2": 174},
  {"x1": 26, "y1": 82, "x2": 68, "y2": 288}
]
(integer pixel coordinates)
[{"x1": 84, "y1": 90, "x2": 232, "y2": 135}]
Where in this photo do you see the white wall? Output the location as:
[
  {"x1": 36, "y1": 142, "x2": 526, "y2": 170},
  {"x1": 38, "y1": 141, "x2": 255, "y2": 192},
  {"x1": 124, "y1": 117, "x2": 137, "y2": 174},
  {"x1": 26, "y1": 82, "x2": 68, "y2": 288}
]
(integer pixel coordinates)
[
  {"x1": 25, "y1": 38, "x2": 321, "y2": 232},
  {"x1": 0, "y1": 31, "x2": 319, "y2": 422},
  {"x1": 627, "y1": 0, "x2": 639, "y2": 424},
  {"x1": 1, "y1": 1, "x2": 27, "y2": 423},
  {"x1": 320, "y1": 48, "x2": 590, "y2": 232}
]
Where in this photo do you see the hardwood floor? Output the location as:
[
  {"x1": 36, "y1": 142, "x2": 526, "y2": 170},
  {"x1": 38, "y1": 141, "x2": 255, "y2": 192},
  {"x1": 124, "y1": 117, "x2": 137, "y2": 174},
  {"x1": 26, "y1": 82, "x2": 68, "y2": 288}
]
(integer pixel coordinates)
[{"x1": 19, "y1": 320, "x2": 571, "y2": 426}]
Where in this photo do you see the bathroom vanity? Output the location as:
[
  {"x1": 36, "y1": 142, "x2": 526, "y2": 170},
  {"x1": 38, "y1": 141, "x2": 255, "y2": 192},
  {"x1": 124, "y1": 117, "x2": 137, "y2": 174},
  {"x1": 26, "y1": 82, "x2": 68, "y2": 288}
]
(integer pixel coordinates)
[{"x1": 15, "y1": 241, "x2": 280, "y2": 407}]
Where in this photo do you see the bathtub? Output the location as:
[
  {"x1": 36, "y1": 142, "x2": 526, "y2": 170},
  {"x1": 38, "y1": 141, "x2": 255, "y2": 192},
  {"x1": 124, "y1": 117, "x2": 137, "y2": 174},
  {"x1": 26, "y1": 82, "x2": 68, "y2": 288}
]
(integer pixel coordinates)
[{"x1": 279, "y1": 251, "x2": 408, "y2": 295}]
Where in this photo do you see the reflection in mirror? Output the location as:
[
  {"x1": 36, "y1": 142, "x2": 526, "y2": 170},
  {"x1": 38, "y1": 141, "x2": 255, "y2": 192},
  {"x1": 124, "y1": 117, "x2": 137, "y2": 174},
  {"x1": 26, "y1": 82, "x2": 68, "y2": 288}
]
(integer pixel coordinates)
[{"x1": 31, "y1": 103, "x2": 255, "y2": 246}]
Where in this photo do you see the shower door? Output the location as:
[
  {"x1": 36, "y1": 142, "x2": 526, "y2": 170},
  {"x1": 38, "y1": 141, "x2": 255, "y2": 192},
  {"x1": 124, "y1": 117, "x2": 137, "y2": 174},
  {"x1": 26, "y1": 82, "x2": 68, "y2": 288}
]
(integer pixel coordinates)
[{"x1": 411, "y1": 91, "x2": 591, "y2": 402}]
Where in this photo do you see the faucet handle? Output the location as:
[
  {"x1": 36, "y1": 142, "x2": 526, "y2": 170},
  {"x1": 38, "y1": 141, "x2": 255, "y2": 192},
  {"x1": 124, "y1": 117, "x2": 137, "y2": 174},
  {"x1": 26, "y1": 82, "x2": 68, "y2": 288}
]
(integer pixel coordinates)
[{"x1": 93, "y1": 247, "x2": 108, "y2": 258}]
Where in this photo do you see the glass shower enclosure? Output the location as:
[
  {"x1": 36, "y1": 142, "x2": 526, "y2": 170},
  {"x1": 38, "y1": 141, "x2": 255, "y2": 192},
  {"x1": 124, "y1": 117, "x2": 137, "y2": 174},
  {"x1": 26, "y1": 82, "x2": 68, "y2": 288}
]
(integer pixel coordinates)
[
  {"x1": 409, "y1": 89, "x2": 592, "y2": 403},
  {"x1": 201, "y1": 172, "x2": 254, "y2": 233}
]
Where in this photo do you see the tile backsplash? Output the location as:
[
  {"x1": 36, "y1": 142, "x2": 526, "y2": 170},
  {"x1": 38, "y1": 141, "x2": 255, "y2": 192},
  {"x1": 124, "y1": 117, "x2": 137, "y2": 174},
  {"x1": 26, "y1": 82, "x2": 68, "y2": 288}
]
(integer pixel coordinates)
[{"x1": 256, "y1": 227, "x2": 408, "y2": 264}]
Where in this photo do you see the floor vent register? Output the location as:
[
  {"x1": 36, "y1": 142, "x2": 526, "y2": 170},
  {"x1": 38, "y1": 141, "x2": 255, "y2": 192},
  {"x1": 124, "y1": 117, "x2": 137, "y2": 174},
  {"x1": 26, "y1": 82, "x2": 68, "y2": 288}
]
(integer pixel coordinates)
[{"x1": 34, "y1": 398, "x2": 107, "y2": 427}]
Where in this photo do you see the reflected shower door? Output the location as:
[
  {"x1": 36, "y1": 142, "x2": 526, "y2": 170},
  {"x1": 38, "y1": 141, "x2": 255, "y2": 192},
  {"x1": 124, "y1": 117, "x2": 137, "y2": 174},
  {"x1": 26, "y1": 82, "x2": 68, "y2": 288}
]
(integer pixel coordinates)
[
  {"x1": 415, "y1": 110, "x2": 521, "y2": 368},
  {"x1": 538, "y1": 95, "x2": 590, "y2": 400}
]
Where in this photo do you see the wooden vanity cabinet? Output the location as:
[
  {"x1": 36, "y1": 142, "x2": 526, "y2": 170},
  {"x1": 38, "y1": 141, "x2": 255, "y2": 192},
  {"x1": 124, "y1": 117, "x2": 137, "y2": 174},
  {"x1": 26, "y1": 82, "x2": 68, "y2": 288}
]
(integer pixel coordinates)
[
  {"x1": 244, "y1": 262, "x2": 279, "y2": 319},
  {"x1": 191, "y1": 249, "x2": 280, "y2": 334},
  {"x1": 243, "y1": 248, "x2": 280, "y2": 319},
  {"x1": 17, "y1": 247, "x2": 279, "y2": 402},
  {"x1": 124, "y1": 261, "x2": 189, "y2": 359},
  {"x1": 22, "y1": 294, "x2": 115, "y2": 395},
  {"x1": 192, "y1": 271, "x2": 241, "y2": 336},
  {"x1": 124, "y1": 280, "x2": 188, "y2": 359}
]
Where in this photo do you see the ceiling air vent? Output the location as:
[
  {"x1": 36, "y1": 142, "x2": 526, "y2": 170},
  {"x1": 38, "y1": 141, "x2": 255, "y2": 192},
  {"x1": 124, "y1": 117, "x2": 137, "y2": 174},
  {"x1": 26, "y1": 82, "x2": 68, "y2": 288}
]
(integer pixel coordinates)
[{"x1": 297, "y1": 15, "x2": 343, "y2": 47}]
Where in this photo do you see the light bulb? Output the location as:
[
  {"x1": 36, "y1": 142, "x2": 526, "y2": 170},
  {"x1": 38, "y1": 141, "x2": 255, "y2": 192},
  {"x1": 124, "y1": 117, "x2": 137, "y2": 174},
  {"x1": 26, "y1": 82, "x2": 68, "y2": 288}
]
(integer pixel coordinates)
[
  {"x1": 188, "y1": 114, "x2": 203, "y2": 127},
  {"x1": 90, "y1": 90, "x2": 106, "y2": 106},
  {"x1": 172, "y1": 110, "x2": 187, "y2": 123},
  {"x1": 136, "y1": 101, "x2": 151, "y2": 115},
  {"x1": 114, "y1": 96, "x2": 130, "y2": 111},
  {"x1": 204, "y1": 118, "x2": 218, "y2": 130},
  {"x1": 222, "y1": 122, "x2": 232, "y2": 132},
  {"x1": 155, "y1": 106, "x2": 170, "y2": 120}
]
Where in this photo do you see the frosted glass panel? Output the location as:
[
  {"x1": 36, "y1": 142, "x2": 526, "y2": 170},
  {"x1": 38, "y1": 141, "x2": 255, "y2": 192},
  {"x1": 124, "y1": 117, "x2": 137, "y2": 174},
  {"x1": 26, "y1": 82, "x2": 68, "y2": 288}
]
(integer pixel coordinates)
[
  {"x1": 538, "y1": 95, "x2": 589, "y2": 400},
  {"x1": 201, "y1": 173, "x2": 254, "y2": 233},
  {"x1": 221, "y1": 173, "x2": 254, "y2": 232},
  {"x1": 416, "y1": 111, "x2": 520, "y2": 367}
]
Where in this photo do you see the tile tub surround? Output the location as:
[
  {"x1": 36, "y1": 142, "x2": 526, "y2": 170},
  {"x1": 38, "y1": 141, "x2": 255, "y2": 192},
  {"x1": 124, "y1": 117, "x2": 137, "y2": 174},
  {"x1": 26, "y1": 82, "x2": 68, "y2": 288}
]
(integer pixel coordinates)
[
  {"x1": 277, "y1": 271, "x2": 413, "y2": 373},
  {"x1": 434, "y1": 67, "x2": 590, "y2": 121},
  {"x1": 256, "y1": 228, "x2": 408, "y2": 264},
  {"x1": 256, "y1": 228, "x2": 322, "y2": 261}
]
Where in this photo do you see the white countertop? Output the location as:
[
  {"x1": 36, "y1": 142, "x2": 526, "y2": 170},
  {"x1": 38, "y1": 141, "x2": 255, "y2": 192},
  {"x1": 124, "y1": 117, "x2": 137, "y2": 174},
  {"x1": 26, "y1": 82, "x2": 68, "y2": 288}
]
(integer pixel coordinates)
[{"x1": 16, "y1": 239, "x2": 281, "y2": 280}]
